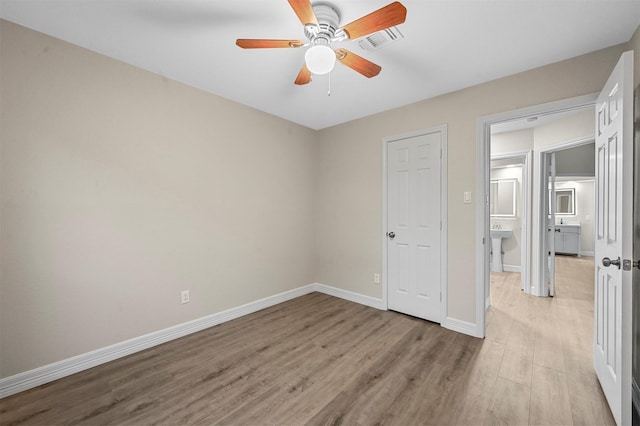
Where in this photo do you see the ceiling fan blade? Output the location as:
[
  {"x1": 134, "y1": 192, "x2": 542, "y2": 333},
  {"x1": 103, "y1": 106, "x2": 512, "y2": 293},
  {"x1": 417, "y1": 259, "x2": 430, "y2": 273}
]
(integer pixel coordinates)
[
  {"x1": 295, "y1": 64, "x2": 312, "y2": 85},
  {"x1": 341, "y1": 1, "x2": 407, "y2": 40},
  {"x1": 287, "y1": 0, "x2": 318, "y2": 26},
  {"x1": 236, "y1": 39, "x2": 304, "y2": 49},
  {"x1": 336, "y1": 49, "x2": 381, "y2": 78}
]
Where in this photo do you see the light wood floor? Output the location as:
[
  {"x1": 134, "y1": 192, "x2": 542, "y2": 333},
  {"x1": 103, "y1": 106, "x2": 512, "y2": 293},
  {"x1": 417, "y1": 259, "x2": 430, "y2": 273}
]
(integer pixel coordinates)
[
  {"x1": 1, "y1": 256, "x2": 614, "y2": 425},
  {"x1": 480, "y1": 255, "x2": 615, "y2": 426}
]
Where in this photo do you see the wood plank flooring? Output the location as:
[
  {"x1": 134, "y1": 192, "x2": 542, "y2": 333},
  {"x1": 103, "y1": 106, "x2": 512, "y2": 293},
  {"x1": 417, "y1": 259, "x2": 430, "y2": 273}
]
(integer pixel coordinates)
[
  {"x1": 1, "y1": 256, "x2": 614, "y2": 425},
  {"x1": 475, "y1": 255, "x2": 615, "y2": 426}
]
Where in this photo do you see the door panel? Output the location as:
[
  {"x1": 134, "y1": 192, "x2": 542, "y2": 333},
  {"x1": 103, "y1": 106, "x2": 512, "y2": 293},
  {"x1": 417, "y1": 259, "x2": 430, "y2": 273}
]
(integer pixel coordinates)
[
  {"x1": 387, "y1": 130, "x2": 442, "y2": 322},
  {"x1": 593, "y1": 51, "x2": 633, "y2": 426},
  {"x1": 597, "y1": 143, "x2": 606, "y2": 240}
]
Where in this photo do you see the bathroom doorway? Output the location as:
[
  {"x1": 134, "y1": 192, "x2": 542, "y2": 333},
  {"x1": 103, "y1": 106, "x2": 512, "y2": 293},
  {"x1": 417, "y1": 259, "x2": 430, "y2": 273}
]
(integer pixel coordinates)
[
  {"x1": 486, "y1": 151, "x2": 531, "y2": 308},
  {"x1": 538, "y1": 139, "x2": 596, "y2": 297}
]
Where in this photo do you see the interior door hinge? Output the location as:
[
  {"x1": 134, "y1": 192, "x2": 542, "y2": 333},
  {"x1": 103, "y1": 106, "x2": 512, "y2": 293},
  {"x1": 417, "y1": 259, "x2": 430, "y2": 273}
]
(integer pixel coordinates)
[
  {"x1": 440, "y1": 292, "x2": 442, "y2": 302},
  {"x1": 482, "y1": 237, "x2": 485, "y2": 245}
]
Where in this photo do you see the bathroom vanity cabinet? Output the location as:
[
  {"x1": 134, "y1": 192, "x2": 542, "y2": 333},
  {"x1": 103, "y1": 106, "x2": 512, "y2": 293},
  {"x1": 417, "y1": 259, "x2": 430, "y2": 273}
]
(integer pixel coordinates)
[{"x1": 554, "y1": 224, "x2": 580, "y2": 255}]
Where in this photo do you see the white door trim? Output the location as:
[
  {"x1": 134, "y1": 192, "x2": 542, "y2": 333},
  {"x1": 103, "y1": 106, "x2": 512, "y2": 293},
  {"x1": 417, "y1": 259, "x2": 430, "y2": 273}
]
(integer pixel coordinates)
[
  {"x1": 382, "y1": 125, "x2": 448, "y2": 324},
  {"x1": 476, "y1": 94, "x2": 598, "y2": 337}
]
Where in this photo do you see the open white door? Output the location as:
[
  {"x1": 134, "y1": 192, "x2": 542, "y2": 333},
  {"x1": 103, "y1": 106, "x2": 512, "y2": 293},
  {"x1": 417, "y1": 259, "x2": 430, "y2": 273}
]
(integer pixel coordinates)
[{"x1": 593, "y1": 50, "x2": 633, "y2": 426}]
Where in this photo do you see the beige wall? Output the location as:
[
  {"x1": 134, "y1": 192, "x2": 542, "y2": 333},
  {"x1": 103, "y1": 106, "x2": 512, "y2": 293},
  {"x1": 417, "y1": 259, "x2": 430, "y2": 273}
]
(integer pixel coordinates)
[
  {"x1": 315, "y1": 43, "x2": 628, "y2": 325},
  {"x1": 2, "y1": 18, "x2": 639, "y2": 380},
  {"x1": 491, "y1": 129, "x2": 534, "y2": 155},
  {"x1": 0, "y1": 20, "x2": 317, "y2": 377},
  {"x1": 533, "y1": 108, "x2": 594, "y2": 150}
]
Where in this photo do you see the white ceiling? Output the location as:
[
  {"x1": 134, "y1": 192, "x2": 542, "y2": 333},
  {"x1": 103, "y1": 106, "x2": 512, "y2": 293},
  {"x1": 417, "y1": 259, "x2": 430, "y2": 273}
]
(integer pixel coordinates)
[{"x1": 2, "y1": 0, "x2": 639, "y2": 130}]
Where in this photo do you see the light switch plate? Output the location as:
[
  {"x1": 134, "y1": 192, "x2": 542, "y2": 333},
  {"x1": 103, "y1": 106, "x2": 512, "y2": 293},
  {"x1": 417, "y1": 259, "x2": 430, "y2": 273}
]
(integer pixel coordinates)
[{"x1": 463, "y1": 191, "x2": 472, "y2": 204}]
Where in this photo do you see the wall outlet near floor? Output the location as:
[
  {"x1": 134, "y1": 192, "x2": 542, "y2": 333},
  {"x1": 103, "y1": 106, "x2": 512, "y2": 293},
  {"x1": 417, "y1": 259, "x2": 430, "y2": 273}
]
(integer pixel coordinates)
[
  {"x1": 181, "y1": 290, "x2": 190, "y2": 304},
  {"x1": 373, "y1": 273, "x2": 380, "y2": 284}
]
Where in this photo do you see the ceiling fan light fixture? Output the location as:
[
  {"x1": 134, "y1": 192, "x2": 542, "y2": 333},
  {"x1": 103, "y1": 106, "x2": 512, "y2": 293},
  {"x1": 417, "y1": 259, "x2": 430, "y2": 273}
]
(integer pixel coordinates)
[{"x1": 304, "y1": 45, "x2": 336, "y2": 75}]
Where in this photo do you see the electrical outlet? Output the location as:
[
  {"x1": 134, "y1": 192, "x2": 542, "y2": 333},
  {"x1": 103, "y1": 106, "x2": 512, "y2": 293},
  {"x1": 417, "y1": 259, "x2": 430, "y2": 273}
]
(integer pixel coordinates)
[
  {"x1": 181, "y1": 290, "x2": 190, "y2": 304},
  {"x1": 373, "y1": 273, "x2": 380, "y2": 284}
]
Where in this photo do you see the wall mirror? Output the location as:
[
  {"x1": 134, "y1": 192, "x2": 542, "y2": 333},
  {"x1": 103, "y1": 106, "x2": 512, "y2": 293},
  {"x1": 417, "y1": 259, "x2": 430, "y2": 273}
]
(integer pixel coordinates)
[
  {"x1": 490, "y1": 178, "x2": 516, "y2": 217},
  {"x1": 550, "y1": 188, "x2": 575, "y2": 215}
]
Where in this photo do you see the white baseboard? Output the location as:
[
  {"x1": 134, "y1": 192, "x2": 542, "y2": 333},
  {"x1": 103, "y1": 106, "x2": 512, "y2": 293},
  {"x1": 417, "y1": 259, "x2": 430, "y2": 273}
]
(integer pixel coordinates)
[
  {"x1": 502, "y1": 265, "x2": 521, "y2": 273},
  {"x1": 1, "y1": 283, "x2": 479, "y2": 399},
  {"x1": 0, "y1": 284, "x2": 316, "y2": 399},
  {"x1": 579, "y1": 251, "x2": 594, "y2": 257},
  {"x1": 442, "y1": 317, "x2": 484, "y2": 338},
  {"x1": 313, "y1": 283, "x2": 385, "y2": 310}
]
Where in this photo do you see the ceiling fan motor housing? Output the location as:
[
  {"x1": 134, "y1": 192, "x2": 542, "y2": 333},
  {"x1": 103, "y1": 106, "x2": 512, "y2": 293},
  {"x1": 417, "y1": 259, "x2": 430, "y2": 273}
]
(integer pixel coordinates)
[{"x1": 305, "y1": 3, "x2": 341, "y2": 46}]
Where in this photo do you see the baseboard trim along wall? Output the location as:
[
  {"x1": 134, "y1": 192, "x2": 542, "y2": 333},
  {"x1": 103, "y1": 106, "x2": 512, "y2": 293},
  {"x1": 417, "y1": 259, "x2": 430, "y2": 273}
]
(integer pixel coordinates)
[
  {"x1": 314, "y1": 283, "x2": 386, "y2": 310},
  {"x1": 502, "y1": 265, "x2": 521, "y2": 273},
  {"x1": 442, "y1": 317, "x2": 484, "y2": 338},
  {"x1": 0, "y1": 284, "x2": 316, "y2": 398},
  {"x1": 1, "y1": 283, "x2": 482, "y2": 398},
  {"x1": 0, "y1": 283, "x2": 386, "y2": 398}
]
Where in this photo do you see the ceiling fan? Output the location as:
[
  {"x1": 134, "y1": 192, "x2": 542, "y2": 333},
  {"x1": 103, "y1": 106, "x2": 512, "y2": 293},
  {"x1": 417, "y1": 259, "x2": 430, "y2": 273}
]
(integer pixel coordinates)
[{"x1": 236, "y1": 0, "x2": 407, "y2": 85}]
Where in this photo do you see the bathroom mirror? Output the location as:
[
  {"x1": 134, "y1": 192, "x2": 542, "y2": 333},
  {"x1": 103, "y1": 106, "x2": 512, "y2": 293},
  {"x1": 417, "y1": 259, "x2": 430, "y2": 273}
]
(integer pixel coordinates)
[
  {"x1": 550, "y1": 188, "x2": 575, "y2": 215},
  {"x1": 490, "y1": 178, "x2": 516, "y2": 217}
]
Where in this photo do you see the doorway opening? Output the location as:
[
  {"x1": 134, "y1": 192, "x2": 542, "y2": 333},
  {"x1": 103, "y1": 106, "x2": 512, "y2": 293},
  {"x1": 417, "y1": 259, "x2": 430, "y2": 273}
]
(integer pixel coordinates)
[
  {"x1": 486, "y1": 151, "x2": 531, "y2": 310},
  {"x1": 478, "y1": 52, "x2": 633, "y2": 425},
  {"x1": 475, "y1": 94, "x2": 597, "y2": 335},
  {"x1": 538, "y1": 139, "x2": 595, "y2": 298}
]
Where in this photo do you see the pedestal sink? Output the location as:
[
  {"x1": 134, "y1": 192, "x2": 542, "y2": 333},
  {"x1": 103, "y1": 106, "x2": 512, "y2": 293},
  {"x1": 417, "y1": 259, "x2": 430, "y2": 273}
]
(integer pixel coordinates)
[{"x1": 490, "y1": 228, "x2": 512, "y2": 272}]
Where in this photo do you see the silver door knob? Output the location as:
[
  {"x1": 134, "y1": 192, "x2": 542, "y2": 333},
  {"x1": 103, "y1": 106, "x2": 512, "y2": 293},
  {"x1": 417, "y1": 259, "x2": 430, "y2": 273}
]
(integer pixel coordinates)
[
  {"x1": 387, "y1": 232, "x2": 395, "y2": 239},
  {"x1": 633, "y1": 260, "x2": 640, "y2": 270},
  {"x1": 602, "y1": 257, "x2": 621, "y2": 269}
]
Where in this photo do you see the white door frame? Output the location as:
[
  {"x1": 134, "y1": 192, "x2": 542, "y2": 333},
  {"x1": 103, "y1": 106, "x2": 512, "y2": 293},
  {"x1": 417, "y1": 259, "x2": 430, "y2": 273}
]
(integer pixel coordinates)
[
  {"x1": 476, "y1": 94, "x2": 597, "y2": 336},
  {"x1": 543, "y1": 150, "x2": 557, "y2": 297},
  {"x1": 382, "y1": 125, "x2": 448, "y2": 323},
  {"x1": 489, "y1": 151, "x2": 532, "y2": 301},
  {"x1": 536, "y1": 137, "x2": 595, "y2": 297}
]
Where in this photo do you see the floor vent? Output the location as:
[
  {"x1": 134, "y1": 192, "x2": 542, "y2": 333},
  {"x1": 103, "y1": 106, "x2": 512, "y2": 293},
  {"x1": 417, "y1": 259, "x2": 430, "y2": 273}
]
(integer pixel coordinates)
[{"x1": 357, "y1": 26, "x2": 404, "y2": 51}]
